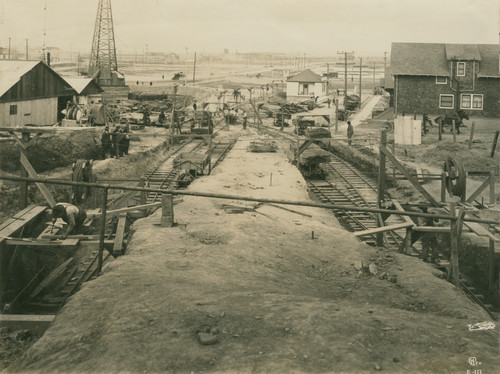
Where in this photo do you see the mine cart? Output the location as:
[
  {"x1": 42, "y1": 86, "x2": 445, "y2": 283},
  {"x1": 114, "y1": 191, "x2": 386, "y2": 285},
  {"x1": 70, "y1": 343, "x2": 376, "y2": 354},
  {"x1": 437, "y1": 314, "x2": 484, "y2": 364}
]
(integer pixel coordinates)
[
  {"x1": 297, "y1": 143, "x2": 331, "y2": 179},
  {"x1": 173, "y1": 152, "x2": 210, "y2": 187},
  {"x1": 190, "y1": 111, "x2": 214, "y2": 135}
]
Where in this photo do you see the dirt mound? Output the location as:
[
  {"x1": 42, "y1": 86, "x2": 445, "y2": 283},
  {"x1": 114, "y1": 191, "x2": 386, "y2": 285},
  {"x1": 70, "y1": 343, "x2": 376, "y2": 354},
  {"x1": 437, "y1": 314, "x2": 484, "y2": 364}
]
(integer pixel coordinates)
[{"x1": 8, "y1": 136, "x2": 498, "y2": 373}]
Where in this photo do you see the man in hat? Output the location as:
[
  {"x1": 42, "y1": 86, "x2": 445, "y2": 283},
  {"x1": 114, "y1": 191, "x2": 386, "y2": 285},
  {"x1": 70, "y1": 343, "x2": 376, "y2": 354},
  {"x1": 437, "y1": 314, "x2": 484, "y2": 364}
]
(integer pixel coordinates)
[
  {"x1": 51, "y1": 203, "x2": 87, "y2": 239},
  {"x1": 101, "y1": 125, "x2": 112, "y2": 159}
]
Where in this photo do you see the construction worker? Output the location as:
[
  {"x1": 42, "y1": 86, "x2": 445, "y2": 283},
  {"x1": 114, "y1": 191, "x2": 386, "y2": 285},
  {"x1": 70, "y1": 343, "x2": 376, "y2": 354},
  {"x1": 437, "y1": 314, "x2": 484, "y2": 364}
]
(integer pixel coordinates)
[
  {"x1": 158, "y1": 110, "x2": 167, "y2": 127},
  {"x1": 101, "y1": 125, "x2": 112, "y2": 159},
  {"x1": 51, "y1": 203, "x2": 87, "y2": 238},
  {"x1": 347, "y1": 121, "x2": 354, "y2": 146}
]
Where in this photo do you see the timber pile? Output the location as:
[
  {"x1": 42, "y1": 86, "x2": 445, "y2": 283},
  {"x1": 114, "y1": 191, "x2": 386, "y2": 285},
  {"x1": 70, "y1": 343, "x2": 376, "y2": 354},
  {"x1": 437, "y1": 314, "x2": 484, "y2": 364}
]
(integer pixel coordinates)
[
  {"x1": 306, "y1": 127, "x2": 331, "y2": 139},
  {"x1": 248, "y1": 140, "x2": 278, "y2": 153},
  {"x1": 297, "y1": 143, "x2": 331, "y2": 166}
]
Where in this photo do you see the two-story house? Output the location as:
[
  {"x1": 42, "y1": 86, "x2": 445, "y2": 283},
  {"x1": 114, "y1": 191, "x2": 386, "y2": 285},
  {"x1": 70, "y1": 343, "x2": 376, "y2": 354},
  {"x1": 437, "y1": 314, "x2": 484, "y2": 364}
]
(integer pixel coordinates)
[{"x1": 390, "y1": 42, "x2": 500, "y2": 117}]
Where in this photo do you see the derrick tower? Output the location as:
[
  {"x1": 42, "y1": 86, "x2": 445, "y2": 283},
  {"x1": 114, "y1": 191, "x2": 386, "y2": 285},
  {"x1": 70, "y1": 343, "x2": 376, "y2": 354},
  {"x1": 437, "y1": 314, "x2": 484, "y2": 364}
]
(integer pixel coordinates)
[{"x1": 88, "y1": 0, "x2": 124, "y2": 88}]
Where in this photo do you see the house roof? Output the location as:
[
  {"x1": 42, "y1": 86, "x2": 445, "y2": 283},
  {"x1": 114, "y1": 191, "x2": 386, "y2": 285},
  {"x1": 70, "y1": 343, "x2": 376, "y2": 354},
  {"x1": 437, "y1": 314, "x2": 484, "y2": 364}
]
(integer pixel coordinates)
[
  {"x1": 445, "y1": 44, "x2": 481, "y2": 61},
  {"x1": 0, "y1": 60, "x2": 40, "y2": 97},
  {"x1": 287, "y1": 69, "x2": 322, "y2": 83},
  {"x1": 391, "y1": 42, "x2": 500, "y2": 77},
  {"x1": 63, "y1": 77, "x2": 103, "y2": 95}
]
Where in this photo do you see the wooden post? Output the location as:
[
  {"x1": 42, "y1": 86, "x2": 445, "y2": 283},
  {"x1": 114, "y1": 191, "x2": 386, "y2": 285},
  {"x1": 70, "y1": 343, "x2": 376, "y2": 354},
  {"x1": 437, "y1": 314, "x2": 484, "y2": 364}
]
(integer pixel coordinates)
[
  {"x1": 452, "y1": 119, "x2": 457, "y2": 144},
  {"x1": 490, "y1": 171, "x2": 496, "y2": 204},
  {"x1": 438, "y1": 118, "x2": 442, "y2": 141},
  {"x1": 391, "y1": 139, "x2": 396, "y2": 179},
  {"x1": 358, "y1": 57, "x2": 362, "y2": 110},
  {"x1": 335, "y1": 99, "x2": 339, "y2": 133},
  {"x1": 404, "y1": 227, "x2": 412, "y2": 254},
  {"x1": 161, "y1": 194, "x2": 174, "y2": 227},
  {"x1": 377, "y1": 130, "x2": 387, "y2": 247},
  {"x1": 488, "y1": 238, "x2": 495, "y2": 300},
  {"x1": 19, "y1": 132, "x2": 31, "y2": 209},
  {"x1": 468, "y1": 122, "x2": 475, "y2": 149},
  {"x1": 441, "y1": 172, "x2": 447, "y2": 203},
  {"x1": 208, "y1": 135, "x2": 212, "y2": 175},
  {"x1": 98, "y1": 188, "x2": 108, "y2": 273},
  {"x1": 491, "y1": 130, "x2": 499, "y2": 158},
  {"x1": 449, "y1": 202, "x2": 460, "y2": 287}
]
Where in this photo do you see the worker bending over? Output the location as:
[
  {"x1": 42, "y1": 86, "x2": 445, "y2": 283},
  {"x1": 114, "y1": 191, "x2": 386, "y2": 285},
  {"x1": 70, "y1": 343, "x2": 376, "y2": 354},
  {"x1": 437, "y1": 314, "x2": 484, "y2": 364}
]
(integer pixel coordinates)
[{"x1": 51, "y1": 203, "x2": 87, "y2": 238}]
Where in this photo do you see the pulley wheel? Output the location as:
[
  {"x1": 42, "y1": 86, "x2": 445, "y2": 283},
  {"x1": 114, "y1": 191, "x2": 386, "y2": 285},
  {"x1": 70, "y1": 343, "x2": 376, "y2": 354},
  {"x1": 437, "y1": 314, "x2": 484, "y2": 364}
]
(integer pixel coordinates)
[{"x1": 443, "y1": 157, "x2": 466, "y2": 198}]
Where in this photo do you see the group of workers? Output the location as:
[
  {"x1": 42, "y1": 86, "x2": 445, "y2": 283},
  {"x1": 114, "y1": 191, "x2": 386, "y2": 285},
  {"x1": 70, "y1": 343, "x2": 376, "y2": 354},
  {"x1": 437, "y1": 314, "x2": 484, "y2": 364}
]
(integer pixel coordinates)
[
  {"x1": 223, "y1": 108, "x2": 247, "y2": 129},
  {"x1": 101, "y1": 124, "x2": 130, "y2": 159}
]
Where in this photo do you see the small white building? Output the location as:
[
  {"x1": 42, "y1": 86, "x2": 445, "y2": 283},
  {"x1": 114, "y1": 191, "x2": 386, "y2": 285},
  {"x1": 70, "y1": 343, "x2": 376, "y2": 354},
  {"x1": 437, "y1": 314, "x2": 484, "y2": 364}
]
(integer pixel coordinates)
[
  {"x1": 286, "y1": 69, "x2": 326, "y2": 102},
  {"x1": 0, "y1": 60, "x2": 75, "y2": 127},
  {"x1": 64, "y1": 77, "x2": 104, "y2": 106}
]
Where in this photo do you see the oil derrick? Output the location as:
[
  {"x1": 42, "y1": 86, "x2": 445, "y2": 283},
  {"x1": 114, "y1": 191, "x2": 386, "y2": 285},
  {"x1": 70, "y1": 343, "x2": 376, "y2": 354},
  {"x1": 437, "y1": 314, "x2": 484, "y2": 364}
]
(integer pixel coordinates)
[{"x1": 88, "y1": 0, "x2": 126, "y2": 90}]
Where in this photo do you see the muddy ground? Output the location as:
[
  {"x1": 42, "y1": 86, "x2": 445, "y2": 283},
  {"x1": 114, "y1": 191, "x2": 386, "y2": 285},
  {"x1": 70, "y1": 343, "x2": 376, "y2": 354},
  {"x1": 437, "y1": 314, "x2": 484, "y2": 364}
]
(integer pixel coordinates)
[{"x1": 5, "y1": 125, "x2": 500, "y2": 373}]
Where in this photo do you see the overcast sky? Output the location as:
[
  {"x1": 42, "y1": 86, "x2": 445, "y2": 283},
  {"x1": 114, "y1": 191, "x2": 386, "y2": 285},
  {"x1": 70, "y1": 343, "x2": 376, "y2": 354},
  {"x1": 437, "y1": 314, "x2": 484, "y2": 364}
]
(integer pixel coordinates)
[{"x1": 0, "y1": 0, "x2": 499, "y2": 56}]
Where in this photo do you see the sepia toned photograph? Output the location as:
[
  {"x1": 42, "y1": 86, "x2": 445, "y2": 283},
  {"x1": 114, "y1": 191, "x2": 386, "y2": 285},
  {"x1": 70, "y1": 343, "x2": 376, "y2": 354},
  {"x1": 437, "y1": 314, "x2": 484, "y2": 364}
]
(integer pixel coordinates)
[{"x1": 0, "y1": 0, "x2": 499, "y2": 372}]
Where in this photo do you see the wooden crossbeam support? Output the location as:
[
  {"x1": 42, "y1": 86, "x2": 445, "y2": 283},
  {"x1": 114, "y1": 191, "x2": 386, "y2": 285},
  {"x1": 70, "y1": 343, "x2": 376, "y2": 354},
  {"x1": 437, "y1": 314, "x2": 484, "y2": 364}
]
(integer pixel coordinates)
[
  {"x1": 380, "y1": 144, "x2": 440, "y2": 207},
  {"x1": 466, "y1": 175, "x2": 491, "y2": 204},
  {"x1": 412, "y1": 226, "x2": 451, "y2": 233},
  {"x1": 113, "y1": 213, "x2": 127, "y2": 256},
  {"x1": 354, "y1": 222, "x2": 414, "y2": 237},
  {"x1": 4, "y1": 238, "x2": 79, "y2": 247},
  {"x1": 20, "y1": 151, "x2": 56, "y2": 207},
  {"x1": 30, "y1": 257, "x2": 74, "y2": 299}
]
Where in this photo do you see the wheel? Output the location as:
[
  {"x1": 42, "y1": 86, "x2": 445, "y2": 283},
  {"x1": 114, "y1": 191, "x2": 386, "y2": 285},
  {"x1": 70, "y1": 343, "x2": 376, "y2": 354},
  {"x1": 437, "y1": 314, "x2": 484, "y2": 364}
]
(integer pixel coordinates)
[
  {"x1": 384, "y1": 121, "x2": 394, "y2": 133},
  {"x1": 443, "y1": 157, "x2": 466, "y2": 198}
]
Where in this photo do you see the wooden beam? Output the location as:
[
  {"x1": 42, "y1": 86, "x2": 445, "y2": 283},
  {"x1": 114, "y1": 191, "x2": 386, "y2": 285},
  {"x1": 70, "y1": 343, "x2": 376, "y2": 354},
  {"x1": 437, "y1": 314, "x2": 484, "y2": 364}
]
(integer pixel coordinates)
[
  {"x1": 265, "y1": 203, "x2": 313, "y2": 218},
  {"x1": 5, "y1": 238, "x2": 79, "y2": 247},
  {"x1": 353, "y1": 222, "x2": 414, "y2": 237},
  {"x1": 380, "y1": 145, "x2": 440, "y2": 207},
  {"x1": 93, "y1": 202, "x2": 162, "y2": 218},
  {"x1": 30, "y1": 257, "x2": 73, "y2": 299},
  {"x1": 466, "y1": 175, "x2": 491, "y2": 204},
  {"x1": 113, "y1": 213, "x2": 127, "y2": 256},
  {"x1": 391, "y1": 200, "x2": 414, "y2": 225},
  {"x1": 20, "y1": 151, "x2": 56, "y2": 207},
  {"x1": 449, "y1": 202, "x2": 460, "y2": 287},
  {"x1": 412, "y1": 226, "x2": 451, "y2": 233}
]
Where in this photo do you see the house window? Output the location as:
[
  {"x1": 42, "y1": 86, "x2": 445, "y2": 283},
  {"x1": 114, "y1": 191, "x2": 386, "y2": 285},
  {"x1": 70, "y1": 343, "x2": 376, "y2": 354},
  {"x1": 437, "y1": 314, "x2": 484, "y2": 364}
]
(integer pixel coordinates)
[
  {"x1": 456, "y1": 62, "x2": 466, "y2": 76},
  {"x1": 461, "y1": 94, "x2": 483, "y2": 110},
  {"x1": 436, "y1": 76, "x2": 447, "y2": 84},
  {"x1": 439, "y1": 94, "x2": 454, "y2": 109},
  {"x1": 9, "y1": 105, "x2": 18, "y2": 115}
]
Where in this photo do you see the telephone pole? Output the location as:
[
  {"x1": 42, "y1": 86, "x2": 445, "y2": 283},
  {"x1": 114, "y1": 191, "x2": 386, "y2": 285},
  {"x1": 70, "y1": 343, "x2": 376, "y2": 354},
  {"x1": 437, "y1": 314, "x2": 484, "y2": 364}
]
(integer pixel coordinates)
[
  {"x1": 326, "y1": 63, "x2": 330, "y2": 97},
  {"x1": 192, "y1": 51, "x2": 197, "y2": 84},
  {"x1": 8, "y1": 37, "x2": 11, "y2": 60},
  {"x1": 384, "y1": 51, "x2": 388, "y2": 75},
  {"x1": 373, "y1": 61, "x2": 376, "y2": 91},
  {"x1": 337, "y1": 51, "x2": 354, "y2": 107},
  {"x1": 359, "y1": 57, "x2": 362, "y2": 110},
  {"x1": 26, "y1": 39, "x2": 28, "y2": 60}
]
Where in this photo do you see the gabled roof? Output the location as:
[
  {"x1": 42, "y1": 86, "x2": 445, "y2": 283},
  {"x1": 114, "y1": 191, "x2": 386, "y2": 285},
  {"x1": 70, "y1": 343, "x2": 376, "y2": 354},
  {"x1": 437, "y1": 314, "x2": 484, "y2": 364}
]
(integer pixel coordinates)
[
  {"x1": 391, "y1": 42, "x2": 500, "y2": 78},
  {"x1": 63, "y1": 77, "x2": 103, "y2": 95},
  {"x1": 0, "y1": 60, "x2": 40, "y2": 97},
  {"x1": 391, "y1": 43, "x2": 449, "y2": 76},
  {"x1": 287, "y1": 69, "x2": 322, "y2": 83},
  {"x1": 445, "y1": 44, "x2": 481, "y2": 61}
]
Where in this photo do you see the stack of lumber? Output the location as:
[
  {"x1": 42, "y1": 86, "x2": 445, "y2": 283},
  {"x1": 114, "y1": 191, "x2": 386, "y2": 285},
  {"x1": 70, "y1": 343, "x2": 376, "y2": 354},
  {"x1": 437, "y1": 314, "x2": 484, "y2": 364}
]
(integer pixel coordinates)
[{"x1": 248, "y1": 140, "x2": 278, "y2": 153}]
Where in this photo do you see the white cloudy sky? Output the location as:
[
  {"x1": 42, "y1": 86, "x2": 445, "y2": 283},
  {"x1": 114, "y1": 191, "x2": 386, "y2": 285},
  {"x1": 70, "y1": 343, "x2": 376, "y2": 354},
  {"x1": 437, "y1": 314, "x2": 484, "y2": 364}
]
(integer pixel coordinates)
[{"x1": 0, "y1": 0, "x2": 498, "y2": 56}]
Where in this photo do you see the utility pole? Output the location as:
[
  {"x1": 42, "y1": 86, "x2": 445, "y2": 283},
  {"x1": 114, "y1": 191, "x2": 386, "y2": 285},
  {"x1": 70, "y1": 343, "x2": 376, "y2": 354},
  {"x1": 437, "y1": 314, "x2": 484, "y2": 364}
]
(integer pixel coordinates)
[
  {"x1": 8, "y1": 37, "x2": 11, "y2": 60},
  {"x1": 25, "y1": 39, "x2": 28, "y2": 60},
  {"x1": 384, "y1": 51, "x2": 388, "y2": 75},
  {"x1": 184, "y1": 47, "x2": 188, "y2": 86},
  {"x1": 77, "y1": 52, "x2": 80, "y2": 75},
  {"x1": 373, "y1": 61, "x2": 376, "y2": 91},
  {"x1": 192, "y1": 51, "x2": 197, "y2": 84},
  {"x1": 326, "y1": 63, "x2": 330, "y2": 97},
  {"x1": 359, "y1": 57, "x2": 362, "y2": 109},
  {"x1": 337, "y1": 51, "x2": 354, "y2": 107}
]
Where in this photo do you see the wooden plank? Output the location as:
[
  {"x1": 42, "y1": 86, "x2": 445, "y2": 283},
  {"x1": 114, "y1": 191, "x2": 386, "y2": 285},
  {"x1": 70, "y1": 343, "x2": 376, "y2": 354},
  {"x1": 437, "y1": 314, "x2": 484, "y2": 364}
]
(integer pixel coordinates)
[
  {"x1": 466, "y1": 175, "x2": 491, "y2": 204},
  {"x1": 0, "y1": 206, "x2": 47, "y2": 243},
  {"x1": 113, "y1": 213, "x2": 127, "y2": 255},
  {"x1": 30, "y1": 258, "x2": 74, "y2": 299},
  {"x1": 380, "y1": 145, "x2": 440, "y2": 207},
  {"x1": 412, "y1": 226, "x2": 452, "y2": 233},
  {"x1": 353, "y1": 222, "x2": 414, "y2": 237},
  {"x1": 0, "y1": 314, "x2": 55, "y2": 322},
  {"x1": 0, "y1": 205, "x2": 40, "y2": 231},
  {"x1": 265, "y1": 203, "x2": 313, "y2": 218},
  {"x1": 4, "y1": 238, "x2": 80, "y2": 247},
  {"x1": 463, "y1": 221, "x2": 499, "y2": 241},
  {"x1": 93, "y1": 202, "x2": 163, "y2": 218},
  {"x1": 20, "y1": 151, "x2": 56, "y2": 207},
  {"x1": 391, "y1": 200, "x2": 414, "y2": 224}
]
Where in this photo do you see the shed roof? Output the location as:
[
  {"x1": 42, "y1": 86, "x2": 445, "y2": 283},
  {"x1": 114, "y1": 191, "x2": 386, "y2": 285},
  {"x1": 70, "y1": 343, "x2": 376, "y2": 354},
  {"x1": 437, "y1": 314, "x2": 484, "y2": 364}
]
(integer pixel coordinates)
[
  {"x1": 391, "y1": 42, "x2": 500, "y2": 78},
  {"x1": 287, "y1": 69, "x2": 322, "y2": 83},
  {"x1": 63, "y1": 77, "x2": 103, "y2": 95},
  {"x1": 0, "y1": 60, "x2": 40, "y2": 97}
]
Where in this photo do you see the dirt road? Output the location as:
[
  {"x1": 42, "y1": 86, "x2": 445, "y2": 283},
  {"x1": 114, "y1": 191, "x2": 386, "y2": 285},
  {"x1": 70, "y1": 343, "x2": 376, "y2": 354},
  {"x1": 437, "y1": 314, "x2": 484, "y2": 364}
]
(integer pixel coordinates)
[{"x1": 8, "y1": 127, "x2": 499, "y2": 373}]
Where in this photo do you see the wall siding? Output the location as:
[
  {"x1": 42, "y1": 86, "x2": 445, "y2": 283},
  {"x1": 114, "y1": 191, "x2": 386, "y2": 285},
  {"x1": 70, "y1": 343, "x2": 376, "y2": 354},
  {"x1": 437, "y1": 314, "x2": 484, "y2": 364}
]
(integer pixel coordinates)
[
  {"x1": 395, "y1": 75, "x2": 500, "y2": 116},
  {"x1": 0, "y1": 63, "x2": 74, "y2": 102},
  {"x1": 0, "y1": 98, "x2": 58, "y2": 127}
]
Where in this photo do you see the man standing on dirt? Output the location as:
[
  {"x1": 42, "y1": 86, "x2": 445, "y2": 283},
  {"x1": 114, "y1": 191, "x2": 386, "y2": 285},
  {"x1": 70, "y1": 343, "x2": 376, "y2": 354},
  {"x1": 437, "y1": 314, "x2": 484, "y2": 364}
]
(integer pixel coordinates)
[
  {"x1": 327, "y1": 98, "x2": 331, "y2": 108},
  {"x1": 347, "y1": 121, "x2": 354, "y2": 146},
  {"x1": 101, "y1": 126, "x2": 112, "y2": 159},
  {"x1": 51, "y1": 203, "x2": 87, "y2": 239},
  {"x1": 242, "y1": 110, "x2": 247, "y2": 130}
]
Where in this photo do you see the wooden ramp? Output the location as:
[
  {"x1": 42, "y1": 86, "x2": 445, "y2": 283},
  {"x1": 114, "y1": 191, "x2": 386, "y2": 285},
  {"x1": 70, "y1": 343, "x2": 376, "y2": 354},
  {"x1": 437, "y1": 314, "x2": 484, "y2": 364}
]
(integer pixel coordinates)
[{"x1": 0, "y1": 205, "x2": 47, "y2": 245}]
